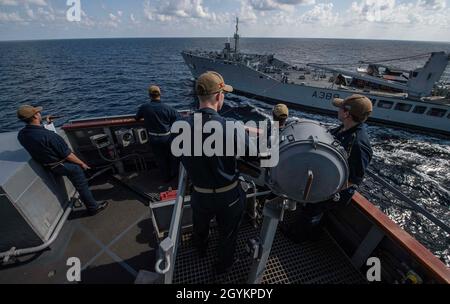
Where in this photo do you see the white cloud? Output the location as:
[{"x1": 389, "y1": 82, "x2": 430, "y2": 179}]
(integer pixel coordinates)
[
  {"x1": 144, "y1": 0, "x2": 213, "y2": 21},
  {"x1": 25, "y1": 5, "x2": 34, "y2": 19},
  {"x1": 0, "y1": 0, "x2": 19, "y2": 5},
  {"x1": 37, "y1": 6, "x2": 53, "y2": 21},
  {"x1": 418, "y1": 0, "x2": 446, "y2": 10},
  {"x1": 300, "y1": 3, "x2": 338, "y2": 26},
  {"x1": 0, "y1": 0, "x2": 449, "y2": 41},
  {"x1": 109, "y1": 13, "x2": 119, "y2": 22},
  {"x1": 130, "y1": 13, "x2": 138, "y2": 24},
  {"x1": 106, "y1": 12, "x2": 123, "y2": 28},
  {"x1": 0, "y1": 0, "x2": 56, "y2": 24},
  {"x1": 239, "y1": 1, "x2": 258, "y2": 23},
  {"x1": 249, "y1": 0, "x2": 315, "y2": 11},
  {"x1": 239, "y1": 0, "x2": 337, "y2": 27},
  {"x1": 350, "y1": 0, "x2": 399, "y2": 23},
  {"x1": 0, "y1": 11, "x2": 23, "y2": 22},
  {"x1": 79, "y1": 9, "x2": 95, "y2": 27},
  {"x1": 0, "y1": 0, "x2": 47, "y2": 6},
  {"x1": 349, "y1": 0, "x2": 450, "y2": 27}
]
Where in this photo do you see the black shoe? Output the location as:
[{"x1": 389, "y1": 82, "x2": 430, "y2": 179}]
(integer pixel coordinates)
[{"x1": 87, "y1": 201, "x2": 109, "y2": 216}]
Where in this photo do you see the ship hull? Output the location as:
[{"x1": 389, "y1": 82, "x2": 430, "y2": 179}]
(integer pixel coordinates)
[{"x1": 182, "y1": 53, "x2": 450, "y2": 136}]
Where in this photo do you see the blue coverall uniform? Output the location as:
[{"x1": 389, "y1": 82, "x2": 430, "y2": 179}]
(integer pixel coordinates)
[
  {"x1": 290, "y1": 123, "x2": 373, "y2": 242},
  {"x1": 177, "y1": 108, "x2": 250, "y2": 272},
  {"x1": 136, "y1": 99, "x2": 181, "y2": 181},
  {"x1": 18, "y1": 125, "x2": 99, "y2": 211}
]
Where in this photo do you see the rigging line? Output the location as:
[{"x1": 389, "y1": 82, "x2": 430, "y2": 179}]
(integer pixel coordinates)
[
  {"x1": 308, "y1": 62, "x2": 360, "y2": 66},
  {"x1": 366, "y1": 170, "x2": 450, "y2": 235},
  {"x1": 360, "y1": 52, "x2": 432, "y2": 64},
  {"x1": 307, "y1": 53, "x2": 432, "y2": 67}
]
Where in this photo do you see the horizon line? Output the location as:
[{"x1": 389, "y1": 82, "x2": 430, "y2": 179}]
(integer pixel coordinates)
[{"x1": 1, "y1": 36, "x2": 450, "y2": 44}]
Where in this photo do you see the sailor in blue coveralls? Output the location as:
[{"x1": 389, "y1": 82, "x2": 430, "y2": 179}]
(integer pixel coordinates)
[
  {"x1": 282, "y1": 94, "x2": 374, "y2": 243},
  {"x1": 174, "y1": 72, "x2": 254, "y2": 275},
  {"x1": 136, "y1": 85, "x2": 181, "y2": 183},
  {"x1": 17, "y1": 105, "x2": 108, "y2": 216}
]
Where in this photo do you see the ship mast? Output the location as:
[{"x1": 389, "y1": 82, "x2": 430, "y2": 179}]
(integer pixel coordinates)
[{"x1": 234, "y1": 17, "x2": 240, "y2": 54}]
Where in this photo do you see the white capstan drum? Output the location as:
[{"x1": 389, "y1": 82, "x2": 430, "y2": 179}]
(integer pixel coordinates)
[{"x1": 267, "y1": 120, "x2": 349, "y2": 204}]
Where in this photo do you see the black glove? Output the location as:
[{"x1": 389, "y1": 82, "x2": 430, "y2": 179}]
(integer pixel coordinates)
[{"x1": 333, "y1": 185, "x2": 358, "y2": 206}]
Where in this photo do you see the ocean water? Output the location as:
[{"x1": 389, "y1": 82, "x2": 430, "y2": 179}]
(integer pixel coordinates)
[{"x1": 0, "y1": 38, "x2": 449, "y2": 266}]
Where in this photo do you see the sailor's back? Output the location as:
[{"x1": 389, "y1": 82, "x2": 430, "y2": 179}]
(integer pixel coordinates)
[
  {"x1": 180, "y1": 107, "x2": 239, "y2": 190},
  {"x1": 137, "y1": 101, "x2": 180, "y2": 136},
  {"x1": 18, "y1": 124, "x2": 70, "y2": 166}
]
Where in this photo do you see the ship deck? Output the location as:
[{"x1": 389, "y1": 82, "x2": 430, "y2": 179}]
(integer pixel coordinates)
[
  {"x1": 0, "y1": 170, "x2": 365, "y2": 284},
  {"x1": 0, "y1": 173, "x2": 159, "y2": 284},
  {"x1": 173, "y1": 216, "x2": 365, "y2": 284},
  {"x1": 268, "y1": 68, "x2": 450, "y2": 105}
]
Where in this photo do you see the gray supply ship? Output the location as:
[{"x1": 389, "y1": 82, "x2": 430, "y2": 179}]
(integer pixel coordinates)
[{"x1": 182, "y1": 18, "x2": 450, "y2": 136}]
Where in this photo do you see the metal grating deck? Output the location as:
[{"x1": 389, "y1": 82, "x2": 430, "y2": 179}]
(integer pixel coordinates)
[{"x1": 173, "y1": 214, "x2": 366, "y2": 284}]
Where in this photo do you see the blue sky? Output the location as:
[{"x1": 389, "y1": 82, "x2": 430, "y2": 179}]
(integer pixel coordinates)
[{"x1": 0, "y1": 0, "x2": 449, "y2": 41}]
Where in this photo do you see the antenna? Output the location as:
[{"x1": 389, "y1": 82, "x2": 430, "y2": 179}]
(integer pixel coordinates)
[{"x1": 234, "y1": 17, "x2": 240, "y2": 54}]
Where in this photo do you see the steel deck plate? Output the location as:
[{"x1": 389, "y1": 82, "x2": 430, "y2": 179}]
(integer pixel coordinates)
[{"x1": 173, "y1": 214, "x2": 365, "y2": 284}]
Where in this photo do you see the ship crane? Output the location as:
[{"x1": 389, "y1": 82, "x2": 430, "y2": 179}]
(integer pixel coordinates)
[
  {"x1": 308, "y1": 63, "x2": 408, "y2": 91},
  {"x1": 308, "y1": 52, "x2": 450, "y2": 99}
]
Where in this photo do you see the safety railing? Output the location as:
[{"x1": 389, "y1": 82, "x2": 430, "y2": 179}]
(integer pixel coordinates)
[
  {"x1": 367, "y1": 170, "x2": 450, "y2": 234},
  {"x1": 154, "y1": 165, "x2": 188, "y2": 284}
]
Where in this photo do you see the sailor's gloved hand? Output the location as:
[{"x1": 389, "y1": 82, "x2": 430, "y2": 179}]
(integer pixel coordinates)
[
  {"x1": 333, "y1": 185, "x2": 358, "y2": 206},
  {"x1": 81, "y1": 163, "x2": 92, "y2": 171}
]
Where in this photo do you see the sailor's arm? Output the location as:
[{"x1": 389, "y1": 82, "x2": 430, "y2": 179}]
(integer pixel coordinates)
[
  {"x1": 338, "y1": 143, "x2": 372, "y2": 204},
  {"x1": 135, "y1": 106, "x2": 144, "y2": 121},
  {"x1": 49, "y1": 134, "x2": 91, "y2": 170},
  {"x1": 66, "y1": 153, "x2": 91, "y2": 170},
  {"x1": 348, "y1": 143, "x2": 372, "y2": 187},
  {"x1": 234, "y1": 121, "x2": 259, "y2": 157},
  {"x1": 244, "y1": 125, "x2": 263, "y2": 136},
  {"x1": 169, "y1": 107, "x2": 183, "y2": 124}
]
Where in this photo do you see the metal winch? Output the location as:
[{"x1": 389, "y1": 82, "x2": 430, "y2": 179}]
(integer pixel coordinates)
[{"x1": 267, "y1": 119, "x2": 349, "y2": 204}]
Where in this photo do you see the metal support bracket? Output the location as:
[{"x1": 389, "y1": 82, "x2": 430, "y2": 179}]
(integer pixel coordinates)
[
  {"x1": 247, "y1": 197, "x2": 285, "y2": 284},
  {"x1": 351, "y1": 225, "x2": 385, "y2": 268}
]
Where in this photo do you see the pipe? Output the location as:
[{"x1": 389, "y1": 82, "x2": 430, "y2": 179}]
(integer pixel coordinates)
[
  {"x1": 1, "y1": 200, "x2": 74, "y2": 262},
  {"x1": 303, "y1": 170, "x2": 314, "y2": 201},
  {"x1": 246, "y1": 190, "x2": 272, "y2": 199},
  {"x1": 0, "y1": 165, "x2": 114, "y2": 262}
]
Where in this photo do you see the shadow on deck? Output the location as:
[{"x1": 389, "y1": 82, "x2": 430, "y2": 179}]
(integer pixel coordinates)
[{"x1": 0, "y1": 171, "x2": 170, "y2": 284}]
